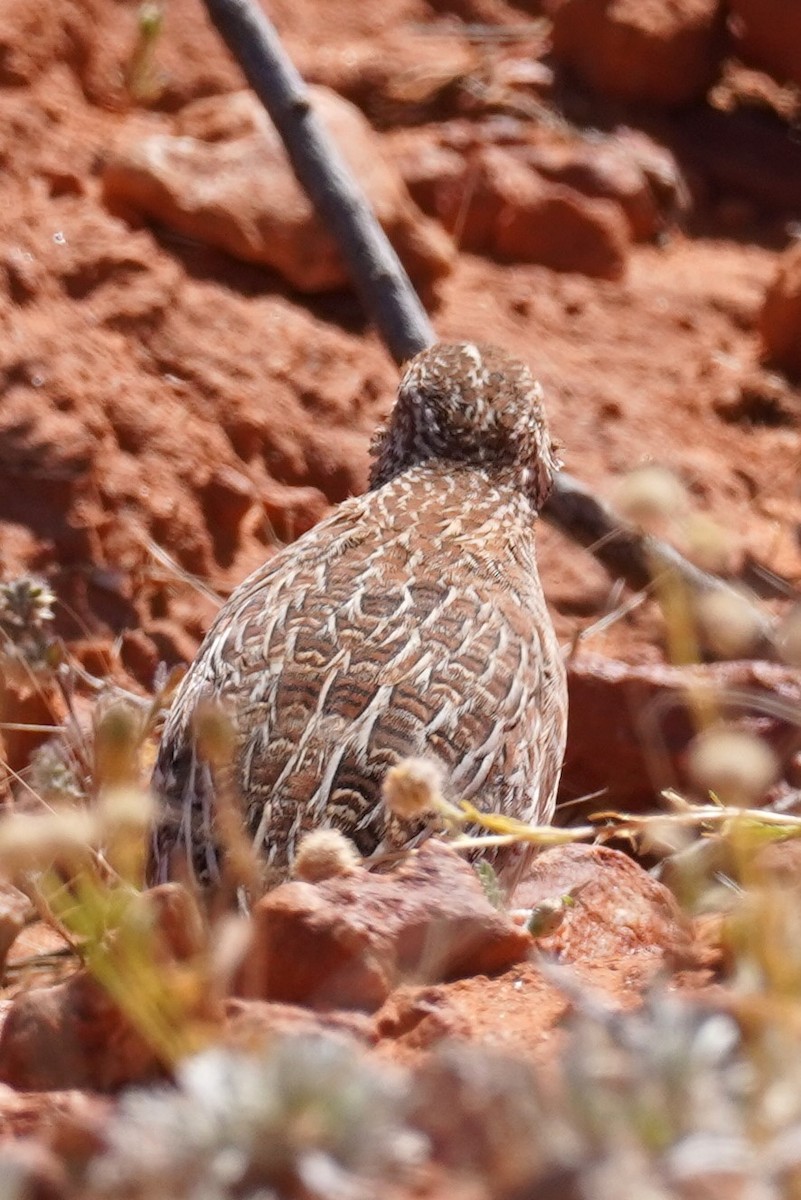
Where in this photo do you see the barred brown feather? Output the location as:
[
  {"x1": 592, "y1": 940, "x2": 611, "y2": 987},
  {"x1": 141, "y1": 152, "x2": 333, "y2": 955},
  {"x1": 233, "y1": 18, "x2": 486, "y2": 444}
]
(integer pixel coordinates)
[{"x1": 150, "y1": 343, "x2": 568, "y2": 892}]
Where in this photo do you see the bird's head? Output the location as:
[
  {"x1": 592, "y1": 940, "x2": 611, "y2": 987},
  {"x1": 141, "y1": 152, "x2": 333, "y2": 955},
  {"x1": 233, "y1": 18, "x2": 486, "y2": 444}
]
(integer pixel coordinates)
[{"x1": 369, "y1": 342, "x2": 560, "y2": 510}]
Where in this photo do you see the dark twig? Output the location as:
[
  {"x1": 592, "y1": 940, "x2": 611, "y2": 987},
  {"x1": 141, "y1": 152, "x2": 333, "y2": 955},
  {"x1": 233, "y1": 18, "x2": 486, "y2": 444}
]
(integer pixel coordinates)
[{"x1": 201, "y1": 0, "x2": 778, "y2": 652}]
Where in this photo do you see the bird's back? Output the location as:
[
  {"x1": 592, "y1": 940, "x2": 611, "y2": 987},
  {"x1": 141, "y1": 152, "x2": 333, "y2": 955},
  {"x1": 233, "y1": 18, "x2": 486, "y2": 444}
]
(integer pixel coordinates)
[{"x1": 152, "y1": 460, "x2": 566, "y2": 889}]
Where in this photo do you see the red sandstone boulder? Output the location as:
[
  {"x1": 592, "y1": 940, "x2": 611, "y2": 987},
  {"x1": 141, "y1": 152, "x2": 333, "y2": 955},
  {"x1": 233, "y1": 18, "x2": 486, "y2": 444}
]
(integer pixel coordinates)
[
  {"x1": 0, "y1": 885, "x2": 213, "y2": 1092},
  {"x1": 516, "y1": 842, "x2": 698, "y2": 964},
  {"x1": 545, "y1": 0, "x2": 726, "y2": 108},
  {"x1": 563, "y1": 652, "x2": 801, "y2": 815},
  {"x1": 524, "y1": 131, "x2": 689, "y2": 241},
  {"x1": 223, "y1": 998, "x2": 373, "y2": 1052},
  {"x1": 440, "y1": 146, "x2": 630, "y2": 279},
  {"x1": 102, "y1": 88, "x2": 454, "y2": 295},
  {"x1": 235, "y1": 842, "x2": 533, "y2": 1011}
]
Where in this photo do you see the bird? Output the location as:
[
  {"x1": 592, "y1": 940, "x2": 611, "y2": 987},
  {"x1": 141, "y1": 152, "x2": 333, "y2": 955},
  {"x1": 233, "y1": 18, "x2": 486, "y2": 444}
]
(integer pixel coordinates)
[{"x1": 150, "y1": 342, "x2": 568, "y2": 895}]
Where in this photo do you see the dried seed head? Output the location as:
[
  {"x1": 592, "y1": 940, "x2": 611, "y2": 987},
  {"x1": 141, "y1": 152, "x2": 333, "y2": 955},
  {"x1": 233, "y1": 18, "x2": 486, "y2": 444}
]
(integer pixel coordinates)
[
  {"x1": 382, "y1": 757, "x2": 445, "y2": 821},
  {"x1": 688, "y1": 727, "x2": 779, "y2": 808},
  {"x1": 639, "y1": 815, "x2": 692, "y2": 857},
  {"x1": 96, "y1": 785, "x2": 156, "y2": 836},
  {"x1": 695, "y1": 590, "x2": 763, "y2": 659},
  {"x1": 138, "y1": 1, "x2": 163, "y2": 38},
  {"x1": 527, "y1": 897, "x2": 567, "y2": 938},
  {"x1": 615, "y1": 465, "x2": 689, "y2": 529},
  {"x1": 683, "y1": 513, "x2": 735, "y2": 574},
  {"x1": 94, "y1": 700, "x2": 142, "y2": 787},
  {"x1": 192, "y1": 698, "x2": 237, "y2": 767},
  {"x1": 293, "y1": 828, "x2": 361, "y2": 882},
  {"x1": 0, "y1": 575, "x2": 57, "y2": 668},
  {"x1": 0, "y1": 809, "x2": 97, "y2": 877},
  {"x1": 0, "y1": 576, "x2": 55, "y2": 632}
]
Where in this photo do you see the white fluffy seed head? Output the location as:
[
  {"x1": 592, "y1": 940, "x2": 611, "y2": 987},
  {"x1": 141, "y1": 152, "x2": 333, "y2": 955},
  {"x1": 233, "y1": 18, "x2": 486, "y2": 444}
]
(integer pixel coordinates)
[
  {"x1": 688, "y1": 727, "x2": 779, "y2": 808},
  {"x1": 96, "y1": 786, "x2": 156, "y2": 835},
  {"x1": 292, "y1": 828, "x2": 360, "y2": 883},
  {"x1": 695, "y1": 590, "x2": 763, "y2": 659},
  {"x1": 615, "y1": 465, "x2": 690, "y2": 529},
  {"x1": 683, "y1": 513, "x2": 735, "y2": 575},
  {"x1": 0, "y1": 809, "x2": 97, "y2": 877},
  {"x1": 382, "y1": 756, "x2": 445, "y2": 821}
]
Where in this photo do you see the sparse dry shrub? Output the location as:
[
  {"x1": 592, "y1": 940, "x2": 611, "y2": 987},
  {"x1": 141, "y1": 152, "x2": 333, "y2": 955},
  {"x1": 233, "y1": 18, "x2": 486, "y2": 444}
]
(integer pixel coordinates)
[{"x1": 88, "y1": 1036, "x2": 419, "y2": 1200}]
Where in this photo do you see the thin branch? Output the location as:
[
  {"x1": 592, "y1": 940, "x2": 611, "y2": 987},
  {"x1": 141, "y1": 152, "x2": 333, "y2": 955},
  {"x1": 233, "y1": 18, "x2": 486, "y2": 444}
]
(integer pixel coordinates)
[{"x1": 200, "y1": 0, "x2": 778, "y2": 652}]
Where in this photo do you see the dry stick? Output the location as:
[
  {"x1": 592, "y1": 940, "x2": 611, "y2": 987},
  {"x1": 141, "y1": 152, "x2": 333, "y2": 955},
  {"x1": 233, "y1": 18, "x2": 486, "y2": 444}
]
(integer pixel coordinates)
[{"x1": 201, "y1": 0, "x2": 777, "y2": 652}]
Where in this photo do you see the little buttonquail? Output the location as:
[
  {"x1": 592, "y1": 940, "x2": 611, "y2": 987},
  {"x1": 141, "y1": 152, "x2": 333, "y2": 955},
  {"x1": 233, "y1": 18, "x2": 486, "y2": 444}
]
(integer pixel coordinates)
[{"x1": 151, "y1": 342, "x2": 568, "y2": 892}]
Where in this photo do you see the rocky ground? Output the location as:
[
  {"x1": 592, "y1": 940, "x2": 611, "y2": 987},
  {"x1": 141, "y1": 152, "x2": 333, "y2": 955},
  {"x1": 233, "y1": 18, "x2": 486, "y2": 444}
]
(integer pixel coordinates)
[{"x1": 1, "y1": 0, "x2": 801, "y2": 1196}]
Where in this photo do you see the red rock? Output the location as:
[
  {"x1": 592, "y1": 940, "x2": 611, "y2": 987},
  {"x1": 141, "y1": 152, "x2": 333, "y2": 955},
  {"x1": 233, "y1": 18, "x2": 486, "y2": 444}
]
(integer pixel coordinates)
[
  {"x1": 442, "y1": 147, "x2": 629, "y2": 279},
  {"x1": 3, "y1": 919, "x2": 72, "y2": 992},
  {"x1": 396, "y1": 124, "x2": 688, "y2": 249},
  {"x1": 147, "y1": 881, "x2": 207, "y2": 960},
  {"x1": 235, "y1": 843, "x2": 533, "y2": 1011},
  {"x1": 729, "y1": 0, "x2": 801, "y2": 90},
  {"x1": 223, "y1": 998, "x2": 373, "y2": 1051},
  {"x1": 86, "y1": 0, "x2": 241, "y2": 111},
  {"x1": 545, "y1": 0, "x2": 726, "y2": 108},
  {"x1": 374, "y1": 985, "x2": 477, "y2": 1053},
  {"x1": 300, "y1": 30, "x2": 479, "y2": 125},
  {"x1": 0, "y1": 1083, "x2": 109, "y2": 1153},
  {"x1": 524, "y1": 132, "x2": 688, "y2": 242},
  {"x1": 259, "y1": 480, "x2": 330, "y2": 545},
  {"x1": 387, "y1": 136, "x2": 467, "y2": 222},
  {"x1": 200, "y1": 466, "x2": 255, "y2": 564},
  {"x1": 374, "y1": 949, "x2": 672, "y2": 1066},
  {"x1": 118, "y1": 627, "x2": 159, "y2": 685},
  {"x1": 102, "y1": 89, "x2": 454, "y2": 295},
  {"x1": 0, "y1": 884, "x2": 215, "y2": 1091},
  {"x1": 515, "y1": 843, "x2": 698, "y2": 964},
  {"x1": 142, "y1": 620, "x2": 201, "y2": 670},
  {"x1": 493, "y1": 171, "x2": 630, "y2": 281},
  {"x1": 71, "y1": 638, "x2": 116, "y2": 680},
  {"x1": 759, "y1": 241, "x2": 801, "y2": 378},
  {"x1": 0, "y1": 673, "x2": 65, "y2": 778},
  {"x1": 0, "y1": 0, "x2": 93, "y2": 88},
  {"x1": 0, "y1": 970, "x2": 162, "y2": 1092},
  {"x1": 51, "y1": 208, "x2": 182, "y2": 329},
  {"x1": 409, "y1": 1045, "x2": 545, "y2": 1194},
  {"x1": 562, "y1": 653, "x2": 801, "y2": 817}
]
